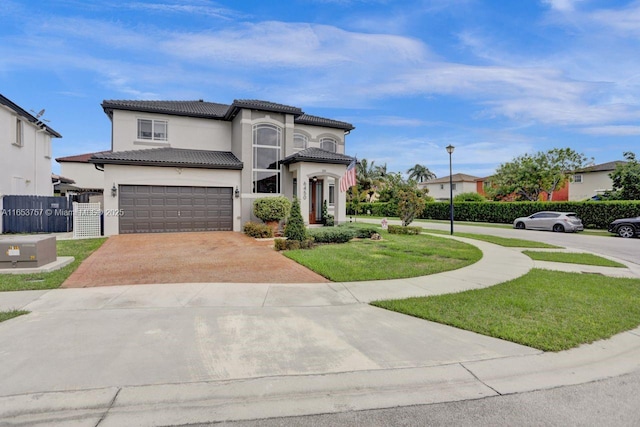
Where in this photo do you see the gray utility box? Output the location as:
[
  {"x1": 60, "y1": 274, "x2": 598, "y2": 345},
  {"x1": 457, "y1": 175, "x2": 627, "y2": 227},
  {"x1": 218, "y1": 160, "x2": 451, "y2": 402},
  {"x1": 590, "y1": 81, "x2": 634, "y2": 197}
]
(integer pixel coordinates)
[{"x1": 0, "y1": 235, "x2": 57, "y2": 269}]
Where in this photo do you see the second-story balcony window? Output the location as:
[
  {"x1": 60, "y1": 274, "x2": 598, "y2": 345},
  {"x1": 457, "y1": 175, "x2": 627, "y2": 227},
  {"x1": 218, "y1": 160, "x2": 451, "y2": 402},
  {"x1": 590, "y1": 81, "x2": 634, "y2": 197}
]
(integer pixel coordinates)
[{"x1": 138, "y1": 119, "x2": 168, "y2": 142}]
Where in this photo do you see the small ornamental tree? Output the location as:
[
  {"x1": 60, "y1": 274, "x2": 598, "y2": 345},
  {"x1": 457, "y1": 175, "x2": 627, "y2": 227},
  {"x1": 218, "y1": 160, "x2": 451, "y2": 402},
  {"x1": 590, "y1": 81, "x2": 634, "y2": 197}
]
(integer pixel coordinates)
[
  {"x1": 284, "y1": 197, "x2": 307, "y2": 241},
  {"x1": 253, "y1": 196, "x2": 291, "y2": 223},
  {"x1": 397, "y1": 188, "x2": 427, "y2": 227}
]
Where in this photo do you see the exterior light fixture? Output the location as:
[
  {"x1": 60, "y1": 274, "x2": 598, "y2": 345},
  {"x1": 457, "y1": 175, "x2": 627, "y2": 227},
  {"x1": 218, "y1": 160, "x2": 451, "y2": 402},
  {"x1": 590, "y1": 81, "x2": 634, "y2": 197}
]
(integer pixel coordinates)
[
  {"x1": 446, "y1": 145, "x2": 455, "y2": 235},
  {"x1": 235, "y1": 186, "x2": 240, "y2": 198},
  {"x1": 111, "y1": 183, "x2": 118, "y2": 198}
]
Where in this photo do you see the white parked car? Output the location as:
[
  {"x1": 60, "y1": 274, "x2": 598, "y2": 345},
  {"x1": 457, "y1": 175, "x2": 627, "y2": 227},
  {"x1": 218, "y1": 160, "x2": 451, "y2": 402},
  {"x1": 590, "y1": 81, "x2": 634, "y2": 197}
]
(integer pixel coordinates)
[{"x1": 513, "y1": 211, "x2": 584, "y2": 233}]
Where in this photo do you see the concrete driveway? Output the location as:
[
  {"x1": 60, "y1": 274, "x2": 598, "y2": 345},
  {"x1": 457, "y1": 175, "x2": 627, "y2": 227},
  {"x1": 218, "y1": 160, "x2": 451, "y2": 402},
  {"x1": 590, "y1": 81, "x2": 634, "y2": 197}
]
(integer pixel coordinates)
[{"x1": 62, "y1": 232, "x2": 329, "y2": 287}]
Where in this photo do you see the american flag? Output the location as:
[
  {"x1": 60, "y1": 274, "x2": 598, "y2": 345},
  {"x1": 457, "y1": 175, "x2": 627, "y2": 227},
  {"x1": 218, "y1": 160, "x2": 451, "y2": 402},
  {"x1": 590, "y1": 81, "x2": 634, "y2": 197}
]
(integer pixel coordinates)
[{"x1": 340, "y1": 158, "x2": 357, "y2": 192}]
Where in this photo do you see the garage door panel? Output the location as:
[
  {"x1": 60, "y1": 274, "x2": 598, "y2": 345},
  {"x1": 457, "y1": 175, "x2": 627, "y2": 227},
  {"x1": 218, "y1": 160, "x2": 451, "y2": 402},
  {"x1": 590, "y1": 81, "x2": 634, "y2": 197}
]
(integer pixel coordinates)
[{"x1": 119, "y1": 185, "x2": 233, "y2": 234}]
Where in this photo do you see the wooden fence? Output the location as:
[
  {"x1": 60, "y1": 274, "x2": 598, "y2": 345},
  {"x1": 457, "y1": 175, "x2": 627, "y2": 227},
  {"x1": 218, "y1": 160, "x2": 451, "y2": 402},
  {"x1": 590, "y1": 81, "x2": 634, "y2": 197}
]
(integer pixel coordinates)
[{"x1": 1, "y1": 195, "x2": 73, "y2": 233}]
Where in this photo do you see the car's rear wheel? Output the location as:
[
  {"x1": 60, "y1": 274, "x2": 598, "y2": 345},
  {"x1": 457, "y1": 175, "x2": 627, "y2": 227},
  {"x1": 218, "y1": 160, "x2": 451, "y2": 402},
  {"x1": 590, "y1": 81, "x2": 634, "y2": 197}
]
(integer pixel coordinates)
[
  {"x1": 617, "y1": 225, "x2": 635, "y2": 238},
  {"x1": 515, "y1": 222, "x2": 526, "y2": 230},
  {"x1": 552, "y1": 224, "x2": 565, "y2": 232}
]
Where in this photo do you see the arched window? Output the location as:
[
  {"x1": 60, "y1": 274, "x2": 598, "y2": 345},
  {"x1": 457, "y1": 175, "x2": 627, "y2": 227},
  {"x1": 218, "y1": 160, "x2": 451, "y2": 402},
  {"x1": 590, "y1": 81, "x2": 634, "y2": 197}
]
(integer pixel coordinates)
[
  {"x1": 320, "y1": 137, "x2": 337, "y2": 153},
  {"x1": 253, "y1": 124, "x2": 282, "y2": 193},
  {"x1": 293, "y1": 133, "x2": 308, "y2": 150}
]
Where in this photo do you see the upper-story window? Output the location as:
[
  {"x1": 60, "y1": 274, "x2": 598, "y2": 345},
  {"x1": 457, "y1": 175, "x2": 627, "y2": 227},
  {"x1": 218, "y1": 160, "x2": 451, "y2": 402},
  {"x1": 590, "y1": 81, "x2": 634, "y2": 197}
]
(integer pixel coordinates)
[
  {"x1": 138, "y1": 119, "x2": 168, "y2": 142},
  {"x1": 573, "y1": 174, "x2": 583, "y2": 183},
  {"x1": 13, "y1": 118, "x2": 24, "y2": 147},
  {"x1": 293, "y1": 133, "x2": 308, "y2": 150},
  {"x1": 253, "y1": 124, "x2": 281, "y2": 194},
  {"x1": 320, "y1": 137, "x2": 337, "y2": 153}
]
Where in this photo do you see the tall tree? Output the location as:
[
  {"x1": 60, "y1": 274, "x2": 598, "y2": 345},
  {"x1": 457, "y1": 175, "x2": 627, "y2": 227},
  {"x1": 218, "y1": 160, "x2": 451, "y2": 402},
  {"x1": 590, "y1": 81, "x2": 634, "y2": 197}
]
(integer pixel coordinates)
[
  {"x1": 487, "y1": 148, "x2": 589, "y2": 201},
  {"x1": 541, "y1": 148, "x2": 590, "y2": 201},
  {"x1": 610, "y1": 152, "x2": 640, "y2": 200},
  {"x1": 406, "y1": 164, "x2": 436, "y2": 183},
  {"x1": 356, "y1": 158, "x2": 386, "y2": 202}
]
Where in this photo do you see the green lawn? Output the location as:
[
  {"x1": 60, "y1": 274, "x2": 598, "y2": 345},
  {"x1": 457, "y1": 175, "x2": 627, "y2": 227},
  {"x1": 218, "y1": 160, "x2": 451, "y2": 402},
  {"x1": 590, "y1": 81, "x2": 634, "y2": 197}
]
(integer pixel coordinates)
[
  {"x1": 372, "y1": 269, "x2": 640, "y2": 351},
  {"x1": 284, "y1": 232, "x2": 482, "y2": 282},
  {"x1": 0, "y1": 310, "x2": 29, "y2": 323},
  {"x1": 0, "y1": 238, "x2": 106, "y2": 292},
  {"x1": 522, "y1": 251, "x2": 626, "y2": 267}
]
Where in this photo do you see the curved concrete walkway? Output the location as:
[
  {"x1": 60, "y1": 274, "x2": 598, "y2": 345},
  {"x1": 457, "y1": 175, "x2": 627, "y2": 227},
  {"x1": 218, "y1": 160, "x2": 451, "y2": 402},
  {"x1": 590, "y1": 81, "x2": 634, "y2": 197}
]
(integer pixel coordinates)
[{"x1": 1, "y1": 234, "x2": 640, "y2": 426}]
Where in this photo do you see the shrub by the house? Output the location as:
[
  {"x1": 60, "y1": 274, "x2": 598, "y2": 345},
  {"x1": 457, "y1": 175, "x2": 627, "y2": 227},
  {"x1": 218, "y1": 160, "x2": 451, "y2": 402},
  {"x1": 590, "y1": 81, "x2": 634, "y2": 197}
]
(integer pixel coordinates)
[
  {"x1": 284, "y1": 197, "x2": 307, "y2": 241},
  {"x1": 243, "y1": 221, "x2": 273, "y2": 238}
]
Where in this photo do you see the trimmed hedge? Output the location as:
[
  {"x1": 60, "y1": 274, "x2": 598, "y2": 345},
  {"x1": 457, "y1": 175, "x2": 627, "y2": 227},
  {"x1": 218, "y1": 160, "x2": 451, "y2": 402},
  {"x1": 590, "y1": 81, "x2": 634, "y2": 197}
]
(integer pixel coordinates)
[
  {"x1": 308, "y1": 227, "x2": 356, "y2": 243},
  {"x1": 347, "y1": 202, "x2": 397, "y2": 217},
  {"x1": 338, "y1": 224, "x2": 379, "y2": 238},
  {"x1": 420, "y1": 201, "x2": 640, "y2": 229},
  {"x1": 388, "y1": 225, "x2": 422, "y2": 235}
]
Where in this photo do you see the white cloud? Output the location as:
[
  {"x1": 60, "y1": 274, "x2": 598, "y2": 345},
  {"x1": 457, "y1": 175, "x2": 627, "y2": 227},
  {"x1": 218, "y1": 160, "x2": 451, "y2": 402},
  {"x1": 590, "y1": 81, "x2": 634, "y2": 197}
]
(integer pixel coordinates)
[
  {"x1": 580, "y1": 125, "x2": 640, "y2": 136},
  {"x1": 542, "y1": 0, "x2": 585, "y2": 12}
]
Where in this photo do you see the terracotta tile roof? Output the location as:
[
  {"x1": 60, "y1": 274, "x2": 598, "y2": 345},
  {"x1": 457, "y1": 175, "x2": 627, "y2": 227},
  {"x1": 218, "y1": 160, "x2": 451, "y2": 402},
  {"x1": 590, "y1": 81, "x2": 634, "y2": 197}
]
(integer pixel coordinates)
[
  {"x1": 295, "y1": 113, "x2": 355, "y2": 131},
  {"x1": 281, "y1": 147, "x2": 354, "y2": 165},
  {"x1": 56, "y1": 150, "x2": 111, "y2": 163},
  {"x1": 102, "y1": 98, "x2": 354, "y2": 131},
  {"x1": 0, "y1": 93, "x2": 62, "y2": 138},
  {"x1": 89, "y1": 147, "x2": 243, "y2": 170},
  {"x1": 101, "y1": 100, "x2": 229, "y2": 118}
]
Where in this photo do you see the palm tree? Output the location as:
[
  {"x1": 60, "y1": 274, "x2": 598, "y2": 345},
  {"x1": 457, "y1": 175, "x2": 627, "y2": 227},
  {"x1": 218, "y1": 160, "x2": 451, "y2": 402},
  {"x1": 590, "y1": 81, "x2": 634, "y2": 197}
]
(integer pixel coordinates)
[
  {"x1": 407, "y1": 164, "x2": 436, "y2": 183},
  {"x1": 357, "y1": 159, "x2": 387, "y2": 202}
]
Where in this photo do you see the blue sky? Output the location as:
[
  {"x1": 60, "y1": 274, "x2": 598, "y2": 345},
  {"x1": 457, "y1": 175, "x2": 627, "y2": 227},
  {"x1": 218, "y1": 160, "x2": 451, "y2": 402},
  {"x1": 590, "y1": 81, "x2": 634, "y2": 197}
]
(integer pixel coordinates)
[{"x1": 2, "y1": 0, "x2": 639, "y2": 178}]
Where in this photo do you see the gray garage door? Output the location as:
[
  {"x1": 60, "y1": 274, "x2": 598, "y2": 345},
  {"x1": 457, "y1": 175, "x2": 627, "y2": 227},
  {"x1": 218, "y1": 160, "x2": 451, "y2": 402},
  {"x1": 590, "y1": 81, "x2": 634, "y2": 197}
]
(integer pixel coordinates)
[{"x1": 119, "y1": 185, "x2": 233, "y2": 234}]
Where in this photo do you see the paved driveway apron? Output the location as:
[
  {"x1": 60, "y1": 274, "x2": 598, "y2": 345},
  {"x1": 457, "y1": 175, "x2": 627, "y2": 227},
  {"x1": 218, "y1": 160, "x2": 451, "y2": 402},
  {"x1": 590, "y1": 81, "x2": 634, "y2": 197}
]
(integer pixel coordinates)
[{"x1": 62, "y1": 232, "x2": 329, "y2": 287}]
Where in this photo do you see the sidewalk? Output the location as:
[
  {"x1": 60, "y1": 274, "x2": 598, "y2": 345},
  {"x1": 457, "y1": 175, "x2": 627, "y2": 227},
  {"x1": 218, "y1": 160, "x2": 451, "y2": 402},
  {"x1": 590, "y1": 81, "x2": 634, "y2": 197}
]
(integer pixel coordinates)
[{"x1": 1, "y1": 234, "x2": 639, "y2": 426}]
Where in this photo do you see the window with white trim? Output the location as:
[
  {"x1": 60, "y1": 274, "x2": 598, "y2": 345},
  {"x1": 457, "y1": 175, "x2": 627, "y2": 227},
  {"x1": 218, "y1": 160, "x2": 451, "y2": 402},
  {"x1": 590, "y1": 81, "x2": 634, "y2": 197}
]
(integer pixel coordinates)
[
  {"x1": 573, "y1": 174, "x2": 583, "y2": 183},
  {"x1": 137, "y1": 119, "x2": 168, "y2": 141},
  {"x1": 253, "y1": 123, "x2": 281, "y2": 193},
  {"x1": 293, "y1": 133, "x2": 307, "y2": 150},
  {"x1": 13, "y1": 118, "x2": 24, "y2": 147},
  {"x1": 329, "y1": 183, "x2": 335, "y2": 206},
  {"x1": 320, "y1": 137, "x2": 337, "y2": 153}
]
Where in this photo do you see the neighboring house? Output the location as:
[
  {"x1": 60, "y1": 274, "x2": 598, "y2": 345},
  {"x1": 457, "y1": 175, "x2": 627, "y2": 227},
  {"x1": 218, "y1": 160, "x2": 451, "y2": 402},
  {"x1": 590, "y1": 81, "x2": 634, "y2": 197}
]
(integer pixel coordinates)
[
  {"x1": 0, "y1": 94, "x2": 62, "y2": 197},
  {"x1": 56, "y1": 151, "x2": 110, "y2": 193},
  {"x1": 476, "y1": 176, "x2": 569, "y2": 201},
  {"x1": 569, "y1": 161, "x2": 626, "y2": 201},
  {"x1": 88, "y1": 99, "x2": 355, "y2": 235},
  {"x1": 1, "y1": 94, "x2": 62, "y2": 234},
  {"x1": 419, "y1": 173, "x2": 481, "y2": 201}
]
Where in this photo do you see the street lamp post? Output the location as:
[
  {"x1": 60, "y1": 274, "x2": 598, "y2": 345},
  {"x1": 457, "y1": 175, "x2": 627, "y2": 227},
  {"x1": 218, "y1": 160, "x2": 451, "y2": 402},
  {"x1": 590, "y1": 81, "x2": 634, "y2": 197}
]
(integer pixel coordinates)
[{"x1": 446, "y1": 145, "x2": 455, "y2": 235}]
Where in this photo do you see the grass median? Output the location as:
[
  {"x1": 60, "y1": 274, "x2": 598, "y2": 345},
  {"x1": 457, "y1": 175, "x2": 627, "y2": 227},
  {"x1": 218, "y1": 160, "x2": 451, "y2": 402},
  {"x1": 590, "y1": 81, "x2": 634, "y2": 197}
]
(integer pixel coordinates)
[
  {"x1": 0, "y1": 310, "x2": 29, "y2": 323},
  {"x1": 0, "y1": 238, "x2": 106, "y2": 292},
  {"x1": 372, "y1": 269, "x2": 640, "y2": 351},
  {"x1": 522, "y1": 251, "x2": 626, "y2": 267}
]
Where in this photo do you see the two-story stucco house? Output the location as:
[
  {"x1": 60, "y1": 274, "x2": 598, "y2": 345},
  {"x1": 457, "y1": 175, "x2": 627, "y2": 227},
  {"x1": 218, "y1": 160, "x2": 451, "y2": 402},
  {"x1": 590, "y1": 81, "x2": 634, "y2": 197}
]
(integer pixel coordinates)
[
  {"x1": 0, "y1": 94, "x2": 62, "y2": 197},
  {"x1": 569, "y1": 161, "x2": 626, "y2": 201},
  {"x1": 1, "y1": 94, "x2": 62, "y2": 233},
  {"x1": 419, "y1": 174, "x2": 481, "y2": 201},
  {"x1": 88, "y1": 99, "x2": 355, "y2": 235}
]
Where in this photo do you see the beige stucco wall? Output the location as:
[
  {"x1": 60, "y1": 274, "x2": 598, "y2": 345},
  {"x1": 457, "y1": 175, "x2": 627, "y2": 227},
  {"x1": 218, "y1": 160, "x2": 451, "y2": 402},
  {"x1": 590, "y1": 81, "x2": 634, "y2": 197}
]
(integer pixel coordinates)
[
  {"x1": 102, "y1": 164, "x2": 242, "y2": 235},
  {"x1": 59, "y1": 162, "x2": 105, "y2": 190},
  {"x1": 0, "y1": 104, "x2": 53, "y2": 197},
  {"x1": 287, "y1": 124, "x2": 346, "y2": 157},
  {"x1": 569, "y1": 171, "x2": 615, "y2": 201},
  {"x1": 111, "y1": 110, "x2": 232, "y2": 152},
  {"x1": 423, "y1": 180, "x2": 477, "y2": 201}
]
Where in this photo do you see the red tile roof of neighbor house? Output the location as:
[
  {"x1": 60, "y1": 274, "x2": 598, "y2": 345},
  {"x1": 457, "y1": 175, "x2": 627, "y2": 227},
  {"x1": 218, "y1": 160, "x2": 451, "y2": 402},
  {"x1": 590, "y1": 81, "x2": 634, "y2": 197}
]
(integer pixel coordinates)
[{"x1": 56, "y1": 151, "x2": 111, "y2": 163}]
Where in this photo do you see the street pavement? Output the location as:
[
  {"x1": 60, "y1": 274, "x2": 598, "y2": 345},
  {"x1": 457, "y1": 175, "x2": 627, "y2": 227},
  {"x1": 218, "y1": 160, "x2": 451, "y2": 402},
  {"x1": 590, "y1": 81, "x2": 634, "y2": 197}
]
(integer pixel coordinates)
[{"x1": 0, "y1": 229, "x2": 639, "y2": 426}]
